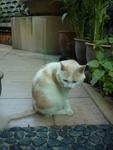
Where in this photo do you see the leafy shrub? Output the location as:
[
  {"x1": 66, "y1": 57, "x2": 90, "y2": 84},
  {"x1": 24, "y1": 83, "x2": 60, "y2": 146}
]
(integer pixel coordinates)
[{"x1": 87, "y1": 45, "x2": 113, "y2": 95}]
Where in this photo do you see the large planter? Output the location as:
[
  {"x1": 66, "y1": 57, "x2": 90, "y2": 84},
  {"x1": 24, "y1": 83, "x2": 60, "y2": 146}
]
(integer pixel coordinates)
[
  {"x1": 0, "y1": 72, "x2": 4, "y2": 96},
  {"x1": 58, "y1": 31, "x2": 76, "y2": 59},
  {"x1": 86, "y1": 42, "x2": 112, "y2": 62},
  {"x1": 74, "y1": 38, "x2": 87, "y2": 65}
]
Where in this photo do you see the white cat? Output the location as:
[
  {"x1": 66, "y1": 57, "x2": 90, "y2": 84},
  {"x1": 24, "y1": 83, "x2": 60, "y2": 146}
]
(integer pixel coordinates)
[
  {"x1": 0, "y1": 60, "x2": 85, "y2": 130},
  {"x1": 32, "y1": 59, "x2": 86, "y2": 116}
]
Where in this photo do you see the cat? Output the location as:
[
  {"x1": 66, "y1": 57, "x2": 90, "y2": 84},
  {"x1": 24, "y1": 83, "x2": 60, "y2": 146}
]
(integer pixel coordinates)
[
  {"x1": 32, "y1": 59, "x2": 86, "y2": 116},
  {"x1": 0, "y1": 59, "x2": 85, "y2": 130}
]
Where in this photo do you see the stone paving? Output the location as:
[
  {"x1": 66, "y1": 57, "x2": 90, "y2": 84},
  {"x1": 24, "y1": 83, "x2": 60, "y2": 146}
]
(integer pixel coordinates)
[{"x1": 0, "y1": 44, "x2": 113, "y2": 128}]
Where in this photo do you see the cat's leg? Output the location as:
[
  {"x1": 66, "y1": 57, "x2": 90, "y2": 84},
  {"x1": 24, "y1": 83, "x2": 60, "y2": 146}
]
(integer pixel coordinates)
[
  {"x1": 32, "y1": 99, "x2": 38, "y2": 113},
  {"x1": 54, "y1": 108, "x2": 73, "y2": 116},
  {"x1": 54, "y1": 109, "x2": 68, "y2": 115},
  {"x1": 38, "y1": 107, "x2": 60, "y2": 117},
  {"x1": 51, "y1": 99, "x2": 74, "y2": 116},
  {"x1": 63, "y1": 99, "x2": 74, "y2": 116},
  {"x1": 37, "y1": 106, "x2": 70, "y2": 116}
]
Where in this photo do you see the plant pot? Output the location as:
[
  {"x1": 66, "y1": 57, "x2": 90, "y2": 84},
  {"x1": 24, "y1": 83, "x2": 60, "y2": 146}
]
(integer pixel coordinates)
[
  {"x1": 74, "y1": 38, "x2": 87, "y2": 65},
  {"x1": 86, "y1": 42, "x2": 113, "y2": 62},
  {"x1": 0, "y1": 72, "x2": 4, "y2": 96},
  {"x1": 58, "y1": 31, "x2": 76, "y2": 59},
  {"x1": 86, "y1": 42, "x2": 96, "y2": 62}
]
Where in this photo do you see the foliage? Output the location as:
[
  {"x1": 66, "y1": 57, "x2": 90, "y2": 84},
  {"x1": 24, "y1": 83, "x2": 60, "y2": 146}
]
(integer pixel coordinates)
[
  {"x1": 55, "y1": 0, "x2": 113, "y2": 41},
  {"x1": 95, "y1": 35, "x2": 113, "y2": 45},
  {"x1": 91, "y1": 0, "x2": 113, "y2": 41},
  {"x1": 56, "y1": 0, "x2": 92, "y2": 39},
  {"x1": 87, "y1": 44, "x2": 113, "y2": 95}
]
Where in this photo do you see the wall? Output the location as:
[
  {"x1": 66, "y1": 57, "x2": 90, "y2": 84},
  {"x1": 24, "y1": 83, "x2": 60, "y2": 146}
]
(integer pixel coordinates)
[
  {"x1": 12, "y1": 16, "x2": 73, "y2": 55},
  {"x1": 22, "y1": 0, "x2": 62, "y2": 15}
]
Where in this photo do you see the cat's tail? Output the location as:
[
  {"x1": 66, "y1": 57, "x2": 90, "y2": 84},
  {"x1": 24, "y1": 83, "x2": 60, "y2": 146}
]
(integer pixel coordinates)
[
  {"x1": 9, "y1": 109, "x2": 36, "y2": 121},
  {"x1": 0, "y1": 109, "x2": 36, "y2": 131}
]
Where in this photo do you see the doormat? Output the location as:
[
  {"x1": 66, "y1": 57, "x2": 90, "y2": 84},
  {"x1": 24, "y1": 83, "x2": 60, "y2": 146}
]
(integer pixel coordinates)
[{"x1": 0, "y1": 125, "x2": 113, "y2": 150}]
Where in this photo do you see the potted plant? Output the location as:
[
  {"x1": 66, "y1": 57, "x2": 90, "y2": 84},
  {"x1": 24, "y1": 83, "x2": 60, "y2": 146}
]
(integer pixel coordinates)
[
  {"x1": 86, "y1": 35, "x2": 113, "y2": 61},
  {"x1": 58, "y1": 31, "x2": 76, "y2": 60},
  {"x1": 56, "y1": 0, "x2": 76, "y2": 60},
  {"x1": 87, "y1": 45, "x2": 113, "y2": 96},
  {"x1": 56, "y1": 0, "x2": 91, "y2": 63},
  {"x1": 86, "y1": 0, "x2": 112, "y2": 62},
  {"x1": 73, "y1": 0, "x2": 89, "y2": 65}
]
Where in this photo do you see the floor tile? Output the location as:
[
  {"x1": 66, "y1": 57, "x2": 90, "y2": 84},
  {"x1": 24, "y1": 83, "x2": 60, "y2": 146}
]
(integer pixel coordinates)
[
  {"x1": 84, "y1": 83, "x2": 113, "y2": 124},
  {"x1": 9, "y1": 114, "x2": 54, "y2": 127},
  {"x1": 0, "y1": 99, "x2": 54, "y2": 127},
  {"x1": 54, "y1": 98, "x2": 108, "y2": 125},
  {"x1": 0, "y1": 44, "x2": 12, "y2": 53},
  {"x1": 0, "y1": 57, "x2": 44, "y2": 72},
  {"x1": 69, "y1": 85, "x2": 89, "y2": 98},
  {"x1": 2, "y1": 71, "x2": 36, "y2": 82},
  {"x1": 13, "y1": 49, "x2": 59, "y2": 61},
  {"x1": 0, "y1": 99, "x2": 33, "y2": 115},
  {"x1": 1, "y1": 81, "x2": 32, "y2": 99}
]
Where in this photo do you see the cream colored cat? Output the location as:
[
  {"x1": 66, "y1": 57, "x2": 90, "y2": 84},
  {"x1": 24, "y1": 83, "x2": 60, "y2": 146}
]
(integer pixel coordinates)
[
  {"x1": 0, "y1": 59, "x2": 85, "y2": 130},
  {"x1": 32, "y1": 59, "x2": 86, "y2": 116}
]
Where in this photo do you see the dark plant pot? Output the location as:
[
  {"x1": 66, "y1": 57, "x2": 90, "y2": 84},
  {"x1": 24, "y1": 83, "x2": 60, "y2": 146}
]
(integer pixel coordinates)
[
  {"x1": 86, "y1": 42, "x2": 96, "y2": 62},
  {"x1": 86, "y1": 42, "x2": 113, "y2": 62},
  {"x1": 74, "y1": 38, "x2": 87, "y2": 65},
  {"x1": 58, "y1": 31, "x2": 76, "y2": 59},
  {"x1": 0, "y1": 72, "x2": 4, "y2": 96}
]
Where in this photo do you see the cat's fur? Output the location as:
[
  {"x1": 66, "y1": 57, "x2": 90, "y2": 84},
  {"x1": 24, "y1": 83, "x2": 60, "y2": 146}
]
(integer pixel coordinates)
[
  {"x1": 32, "y1": 59, "x2": 86, "y2": 116},
  {"x1": 0, "y1": 60, "x2": 85, "y2": 130}
]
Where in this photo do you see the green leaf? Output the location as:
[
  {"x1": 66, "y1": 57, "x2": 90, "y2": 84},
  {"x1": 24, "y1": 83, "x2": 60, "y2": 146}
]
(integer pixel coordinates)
[
  {"x1": 87, "y1": 60, "x2": 99, "y2": 68},
  {"x1": 96, "y1": 51, "x2": 104, "y2": 61},
  {"x1": 61, "y1": 12, "x2": 68, "y2": 22},
  {"x1": 102, "y1": 61, "x2": 113, "y2": 71},
  {"x1": 108, "y1": 37, "x2": 113, "y2": 44},
  {"x1": 95, "y1": 39, "x2": 107, "y2": 45},
  {"x1": 90, "y1": 78, "x2": 98, "y2": 85},
  {"x1": 90, "y1": 69, "x2": 105, "y2": 86},
  {"x1": 108, "y1": 71, "x2": 113, "y2": 77},
  {"x1": 93, "y1": 69, "x2": 105, "y2": 80},
  {"x1": 103, "y1": 81, "x2": 113, "y2": 95}
]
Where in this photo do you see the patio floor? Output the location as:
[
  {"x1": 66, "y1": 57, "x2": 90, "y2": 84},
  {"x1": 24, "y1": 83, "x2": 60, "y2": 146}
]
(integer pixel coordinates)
[{"x1": 0, "y1": 44, "x2": 113, "y2": 128}]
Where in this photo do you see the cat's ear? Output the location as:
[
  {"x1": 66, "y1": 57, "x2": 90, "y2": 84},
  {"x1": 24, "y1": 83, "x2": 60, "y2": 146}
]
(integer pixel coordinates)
[
  {"x1": 79, "y1": 65, "x2": 86, "y2": 72},
  {"x1": 60, "y1": 62, "x2": 65, "y2": 71}
]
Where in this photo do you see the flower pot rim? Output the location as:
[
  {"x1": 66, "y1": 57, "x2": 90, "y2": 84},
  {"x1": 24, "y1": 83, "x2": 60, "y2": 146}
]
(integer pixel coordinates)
[
  {"x1": 85, "y1": 42, "x2": 112, "y2": 48},
  {"x1": 58, "y1": 31, "x2": 75, "y2": 33},
  {"x1": 74, "y1": 38, "x2": 88, "y2": 42}
]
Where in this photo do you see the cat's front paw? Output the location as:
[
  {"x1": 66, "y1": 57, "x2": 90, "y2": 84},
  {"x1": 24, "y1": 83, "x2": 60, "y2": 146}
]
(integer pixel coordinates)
[{"x1": 66, "y1": 109, "x2": 74, "y2": 116}]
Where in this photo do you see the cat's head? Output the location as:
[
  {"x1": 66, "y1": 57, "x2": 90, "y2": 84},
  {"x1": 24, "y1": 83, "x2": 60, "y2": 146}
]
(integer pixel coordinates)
[{"x1": 57, "y1": 60, "x2": 86, "y2": 88}]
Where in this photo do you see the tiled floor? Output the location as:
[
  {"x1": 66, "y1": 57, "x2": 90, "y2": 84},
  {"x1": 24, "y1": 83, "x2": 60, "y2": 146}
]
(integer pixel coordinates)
[{"x1": 0, "y1": 44, "x2": 112, "y2": 128}]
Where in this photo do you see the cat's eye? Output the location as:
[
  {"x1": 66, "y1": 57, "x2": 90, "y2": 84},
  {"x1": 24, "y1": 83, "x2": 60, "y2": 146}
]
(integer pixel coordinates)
[{"x1": 63, "y1": 79, "x2": 68, "y2": 82}]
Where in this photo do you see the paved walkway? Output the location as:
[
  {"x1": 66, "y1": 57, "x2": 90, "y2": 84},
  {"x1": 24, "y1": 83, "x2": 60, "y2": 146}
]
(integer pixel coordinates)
[{"x1": 0, "y1": 44, "x2": 113, "y2": 128}]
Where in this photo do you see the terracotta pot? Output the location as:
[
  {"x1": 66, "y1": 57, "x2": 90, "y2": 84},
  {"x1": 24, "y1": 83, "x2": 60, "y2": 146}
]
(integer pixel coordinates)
[
  {"x1": 74, "y1": 38, "x2": 87, "y2": 65},
  {"x1": 86, "y1": 42, "x2": 112, "y2": 62},
  {"x1": 0, "y1": 72, "x2": 4, "y2": 96},
  {"x1": 58, "y1": 31, "x2": 76, "y2": 59}
]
